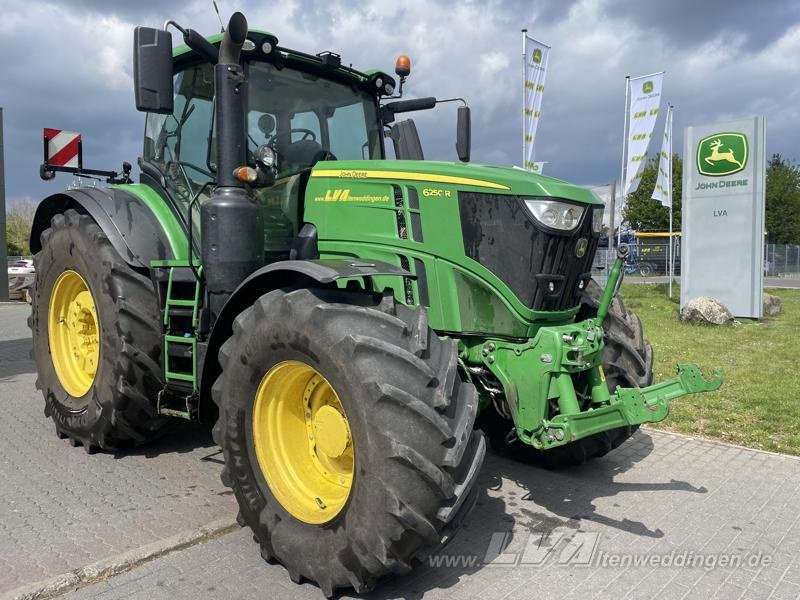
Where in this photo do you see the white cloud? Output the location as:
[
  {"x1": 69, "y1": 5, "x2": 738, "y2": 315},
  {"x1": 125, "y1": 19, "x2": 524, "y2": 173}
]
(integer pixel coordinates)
[{"x1": 479, "y1": 51, "x2": 511, "y2": 78}]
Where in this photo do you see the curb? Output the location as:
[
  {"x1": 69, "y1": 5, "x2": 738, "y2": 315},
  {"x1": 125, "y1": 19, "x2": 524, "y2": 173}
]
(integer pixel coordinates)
[
  {"x1": 644, "y1": 427, "x2": 800, "y2": 462},
  {"x1": 1, "y1": 518, "x2": 239, "y2": 600}
]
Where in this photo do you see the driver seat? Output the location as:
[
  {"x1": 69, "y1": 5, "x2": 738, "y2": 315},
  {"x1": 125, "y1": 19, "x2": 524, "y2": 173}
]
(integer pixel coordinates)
[{"x1": 281, "y1": 139, "x2": 323, "y2": 172}]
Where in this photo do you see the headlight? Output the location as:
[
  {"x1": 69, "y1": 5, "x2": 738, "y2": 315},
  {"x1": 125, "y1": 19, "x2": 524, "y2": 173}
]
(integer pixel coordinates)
[
  {"x1": 524, "y1": 199, "x2": 585, "y2": 231},
  {"x1": 592, "y1": 207, "x2": 604, "y2": 233},
  {"x1": 256, "y1": 144, "x2": 277, "y2": 168}
]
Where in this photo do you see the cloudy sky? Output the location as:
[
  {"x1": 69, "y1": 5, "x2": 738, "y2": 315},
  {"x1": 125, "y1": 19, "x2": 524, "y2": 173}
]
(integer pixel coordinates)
[{"x1": 1, "y1": 0, "x2": 798, "y2": 205}]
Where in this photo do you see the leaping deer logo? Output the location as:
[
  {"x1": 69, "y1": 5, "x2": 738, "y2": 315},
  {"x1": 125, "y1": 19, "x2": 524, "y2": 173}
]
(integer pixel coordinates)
[
  {"x1": 697, "y1": 132, "x2": 747, "y2": 176},
  {"x1": 705, "y1": 139, "x2": 743, "y2": 168}
]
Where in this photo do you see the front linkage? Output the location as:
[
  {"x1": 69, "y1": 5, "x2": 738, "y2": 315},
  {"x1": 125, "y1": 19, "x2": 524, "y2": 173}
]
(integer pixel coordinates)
[{"x1": 462, "y1": 245, "x2": 722, "y2": 450}]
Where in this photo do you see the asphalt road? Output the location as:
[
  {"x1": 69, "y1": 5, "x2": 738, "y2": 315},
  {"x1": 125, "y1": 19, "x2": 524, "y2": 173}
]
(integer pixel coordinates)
[{"x1": 2, "y1": 303, "x2": 800, "y2": 600}]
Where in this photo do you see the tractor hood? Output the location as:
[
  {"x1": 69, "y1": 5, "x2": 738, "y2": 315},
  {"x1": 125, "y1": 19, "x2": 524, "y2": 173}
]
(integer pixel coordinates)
[{"x1": 309, "y1": 160, "x2": 603, "y2": 205}]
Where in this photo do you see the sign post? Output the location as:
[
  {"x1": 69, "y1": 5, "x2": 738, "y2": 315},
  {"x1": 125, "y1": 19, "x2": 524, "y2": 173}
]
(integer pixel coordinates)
[
  {"x1": 0, "y1": 108, "x2": 8, "y2": 302},
  {"x1": 680, "y1": 117, "x2": 766, "y2": 318}
]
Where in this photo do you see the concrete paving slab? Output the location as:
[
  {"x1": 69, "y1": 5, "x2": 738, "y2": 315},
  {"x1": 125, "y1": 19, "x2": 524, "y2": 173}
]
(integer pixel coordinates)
[
  {"x1": 61, "y1": 430, "x2": 800, "y2": 600},
  {"x1": 0, "y1": 305, "x2": 237, "y2": 597}
]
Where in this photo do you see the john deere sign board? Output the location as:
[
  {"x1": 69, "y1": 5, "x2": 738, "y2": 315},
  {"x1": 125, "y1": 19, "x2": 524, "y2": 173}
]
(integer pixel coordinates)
[{"x1": 681, "y1": 117, "x2": 766, "y2": 317}]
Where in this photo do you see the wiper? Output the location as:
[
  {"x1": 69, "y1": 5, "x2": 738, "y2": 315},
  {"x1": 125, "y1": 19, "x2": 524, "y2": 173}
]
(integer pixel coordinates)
[{"x1": 173, "y1": 103, "x2": 196, "y2": 160}]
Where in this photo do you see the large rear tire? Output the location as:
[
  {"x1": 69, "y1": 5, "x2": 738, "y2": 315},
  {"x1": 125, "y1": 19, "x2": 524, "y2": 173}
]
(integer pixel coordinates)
[
  {"x1": 479, "y1": 279, "x2": 653, "y2": 468},
  {"x1": 29, "y1": 209, "x2": 168, "y2": 451},
  {"x1": 212, "y1": 288, "x2": 485, "y2": 597}
]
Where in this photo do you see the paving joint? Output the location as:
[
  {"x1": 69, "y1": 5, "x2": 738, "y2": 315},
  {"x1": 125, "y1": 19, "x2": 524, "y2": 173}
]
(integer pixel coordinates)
[
  {"x1": 643, "y1": 426, "x2": 800, "y2": 461},
  {"x1": 1, "y1": 519, "x2": 239, "y2": 600}
]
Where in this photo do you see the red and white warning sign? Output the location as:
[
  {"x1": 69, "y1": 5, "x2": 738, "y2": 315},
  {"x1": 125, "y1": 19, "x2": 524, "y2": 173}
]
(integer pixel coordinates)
[{"x1": 43, "y1": 128, "x2": 81, "y2": 168}]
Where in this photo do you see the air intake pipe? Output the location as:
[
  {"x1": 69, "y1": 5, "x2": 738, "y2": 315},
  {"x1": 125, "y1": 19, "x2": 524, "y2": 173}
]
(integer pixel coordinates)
[{"x1": 201, "y1": 12, "x2": 263, "y2": 324}]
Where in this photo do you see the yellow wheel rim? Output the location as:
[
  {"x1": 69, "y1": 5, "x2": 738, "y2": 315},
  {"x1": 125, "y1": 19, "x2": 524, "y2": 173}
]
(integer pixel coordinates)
[
  {"x1": 48, "y1": 270, "x2": 100, "y2": 398},
  {"x1": 252, "y1": 360, "x2": 354, "y2": 524}
]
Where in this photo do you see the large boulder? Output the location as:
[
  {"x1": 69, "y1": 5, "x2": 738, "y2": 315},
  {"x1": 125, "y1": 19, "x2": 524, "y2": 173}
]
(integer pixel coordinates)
[
  {"x1": 680, "y1": 296, "x2": 734, "y2": 325},
  {"x1": 763, "y1": 293, "x2": 783, "y2": 317}
]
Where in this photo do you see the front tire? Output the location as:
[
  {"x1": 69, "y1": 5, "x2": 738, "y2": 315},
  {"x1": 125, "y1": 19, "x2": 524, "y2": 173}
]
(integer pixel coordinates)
[
  {"x1": 212, "y1": 288, "x2": 485, "y2": 596},
  {"x1": 29, "y1": 209, "x2": 168, "y2": 451}
]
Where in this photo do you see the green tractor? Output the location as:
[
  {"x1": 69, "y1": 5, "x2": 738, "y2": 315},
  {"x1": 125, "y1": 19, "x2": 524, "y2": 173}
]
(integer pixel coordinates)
[{"x1": 28, "y1": 12, "x2": 720, "y2": 596}]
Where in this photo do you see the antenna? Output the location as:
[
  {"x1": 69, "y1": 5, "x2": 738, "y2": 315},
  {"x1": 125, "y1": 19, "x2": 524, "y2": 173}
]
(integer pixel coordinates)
[{"x1": 212, "y1": 0, "x2": 225, "y2": 32}]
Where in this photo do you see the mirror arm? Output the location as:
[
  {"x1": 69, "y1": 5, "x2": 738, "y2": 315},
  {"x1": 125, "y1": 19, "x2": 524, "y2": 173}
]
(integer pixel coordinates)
[
  {"x1": 163, "y1": 20, "x2": 186, "y2": 33},
  {"x1": 183, "y1": 29, "x2": 220, "y2": 64},
  {"x1": 165, "y1": 20, "x2": 220, "y2": 64},
  {"x1": 381, "y1": 96, "x2": 437, "y2": 124},
  {"x1": 434, "y1": 97, "x2": 468, "y2": 108}
]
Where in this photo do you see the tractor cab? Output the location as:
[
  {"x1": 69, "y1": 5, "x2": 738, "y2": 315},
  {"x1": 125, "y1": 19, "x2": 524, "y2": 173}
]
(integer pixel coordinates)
[
  {"x1": 141, "y1": 32, "x2": 390, "y2": 262},
  {"x1": 137, "y1": 28, "x2": 462, "y2": 263}
]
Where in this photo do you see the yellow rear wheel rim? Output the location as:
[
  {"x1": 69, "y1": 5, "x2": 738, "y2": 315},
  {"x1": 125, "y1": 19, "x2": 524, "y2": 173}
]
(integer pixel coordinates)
[
  {"x1": 48, "y1": 270, "x2": 100, "y2": 398},
  {"x1": 252, "y1": 360, "x2": 354, "y2": 524}
]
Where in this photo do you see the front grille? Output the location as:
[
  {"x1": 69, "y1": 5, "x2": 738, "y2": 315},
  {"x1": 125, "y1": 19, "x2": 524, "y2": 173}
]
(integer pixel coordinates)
[{"x1": 458, "y1": 193, "x2": 598, "y2": 311}]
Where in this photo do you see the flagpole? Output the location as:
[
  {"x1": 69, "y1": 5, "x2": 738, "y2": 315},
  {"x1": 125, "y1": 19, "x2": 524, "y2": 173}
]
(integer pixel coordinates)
[
  {"x1": 617, "y1": 75, "x2": 630, "y2": 247},
  {"x1": 521, "y1": 29, "x2": 527, "y2": 169},
  {"x1": 630, "y1": 70, "x2": 666, "y2": 82},
  {"x1": 667, "y1": 104, "x2": 674, "y2": 299}
]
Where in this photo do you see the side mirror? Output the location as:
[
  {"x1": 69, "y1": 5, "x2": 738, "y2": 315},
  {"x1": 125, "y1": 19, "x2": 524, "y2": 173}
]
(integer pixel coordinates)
[
  {"x1": 133, "y1": 27, "x2": 174, "y2": 114},
  {"x1": 456, "y1": 105, "x2": 471, "y2": 162},
  {"x1": 381, "y1": 97, "x2": 437, "y2": 124}
]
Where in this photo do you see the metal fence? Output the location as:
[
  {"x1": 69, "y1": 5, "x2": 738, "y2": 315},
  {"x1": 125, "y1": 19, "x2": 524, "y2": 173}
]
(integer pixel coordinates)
[
  {"x1": 593, "y1": 243, "x2": 800, "y2": 279},
  {"x1": 593, "y1": 242, "x2": 679, "y2": 279},
  {"x1": 765, "y1": 244, "x2": 800, "y2": 278}
]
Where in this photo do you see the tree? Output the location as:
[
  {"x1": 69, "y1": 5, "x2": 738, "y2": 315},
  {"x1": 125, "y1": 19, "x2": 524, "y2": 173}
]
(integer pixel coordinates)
[
  {"x1": 622, "y1": 154, "x2": 682, "y2": 232},
  {"x1": 765, "y1": 154, "x2": 800, "y2": 244},
  {"x1": 622, "y1": 152, "x2": 800, "y2": 243},
  {"x1": 6, "y1": 200, "x2": 37, "y2": 256}
]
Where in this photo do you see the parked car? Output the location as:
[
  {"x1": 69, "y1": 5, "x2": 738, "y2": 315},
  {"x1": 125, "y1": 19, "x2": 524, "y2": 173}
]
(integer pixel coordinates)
[{"x1": 8, "y1": 258, "x2": 35, "y2": 302}]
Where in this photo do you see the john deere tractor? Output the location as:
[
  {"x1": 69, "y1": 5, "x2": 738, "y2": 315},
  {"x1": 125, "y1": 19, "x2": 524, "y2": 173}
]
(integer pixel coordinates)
[{"x1": 29, "y1": 12, "x2": 720, "y2": 596}]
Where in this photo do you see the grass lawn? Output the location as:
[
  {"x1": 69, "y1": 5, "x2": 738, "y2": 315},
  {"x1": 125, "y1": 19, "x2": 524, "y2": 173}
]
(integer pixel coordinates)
[{"x1": 618, "y1": 283, "x2": 800, "y2": 456}]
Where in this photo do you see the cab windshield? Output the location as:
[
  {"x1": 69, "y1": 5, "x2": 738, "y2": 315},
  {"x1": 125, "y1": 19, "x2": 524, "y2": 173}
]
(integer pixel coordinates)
[
  {"x1": 248, "y1": 62, "x2": 383, "y2": 178},
  {"x1": 143, "y1": 60, "x2": 383, "y2": 204}
]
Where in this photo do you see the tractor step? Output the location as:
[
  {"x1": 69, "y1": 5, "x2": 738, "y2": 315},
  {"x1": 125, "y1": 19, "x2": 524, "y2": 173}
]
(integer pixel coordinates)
[
  {"x1": 151, "y1": 261, "x2": 203, "y2": 391},
  {"x1": 157, "y1": 389, "x2": 198, "y2": 420}
]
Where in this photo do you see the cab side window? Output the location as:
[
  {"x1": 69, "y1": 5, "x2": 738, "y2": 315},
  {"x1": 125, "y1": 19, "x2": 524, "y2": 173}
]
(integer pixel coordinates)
[
  {"x1": 328, "y1": 103, "x2": 372, "y2": 159},
  {"x1": 143, "y1": 64, "x2": 215, "y2": 206}
]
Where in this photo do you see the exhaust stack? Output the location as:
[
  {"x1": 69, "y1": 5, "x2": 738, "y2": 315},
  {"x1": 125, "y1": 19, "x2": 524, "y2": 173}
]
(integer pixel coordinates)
[{"x1": 201, "y1": 12, "x2": 263, "y2": 322}]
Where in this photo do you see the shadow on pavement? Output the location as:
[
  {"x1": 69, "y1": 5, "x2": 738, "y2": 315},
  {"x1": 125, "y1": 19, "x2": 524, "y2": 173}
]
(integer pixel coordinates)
[
  {"x1": 111, "y1": 422, "x2": 217, "y2": 459},
  {"x1": 364, "y1": 430, "x2": 707, "y2": 600},
  {"x1": 503, "y1": 432, "x2": 706, "y2": 539}
]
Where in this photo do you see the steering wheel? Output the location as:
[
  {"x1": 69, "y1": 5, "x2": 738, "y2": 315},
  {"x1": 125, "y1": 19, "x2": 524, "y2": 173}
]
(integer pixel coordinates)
[
  {"x1": 272, "y1": 128, "x2": 317, "y2": 145},
  {"x1": 312, "y1": 150, "x2": 337, "y2": 163}
]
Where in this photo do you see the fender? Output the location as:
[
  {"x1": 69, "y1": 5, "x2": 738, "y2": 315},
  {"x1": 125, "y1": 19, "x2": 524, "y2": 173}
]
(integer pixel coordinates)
[
  {"x1": 199, "y1": 258, "x2": 413, "y2": 408},
  {"x1": 30, "y1": 185, "x2": 186, "y2": 268}
]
